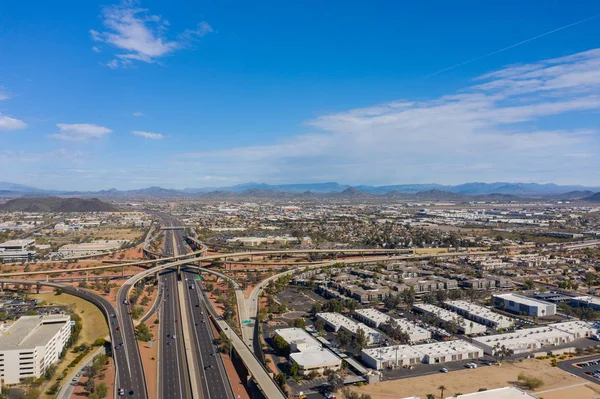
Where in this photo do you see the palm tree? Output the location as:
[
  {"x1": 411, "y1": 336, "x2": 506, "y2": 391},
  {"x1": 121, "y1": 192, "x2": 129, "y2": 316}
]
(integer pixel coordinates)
[
  {"x1": 439, "y1": 385, "x2": 447, "y2": 398},
  {"x1": 427, "y1": 395, "x2": 435, "y2": 399}
]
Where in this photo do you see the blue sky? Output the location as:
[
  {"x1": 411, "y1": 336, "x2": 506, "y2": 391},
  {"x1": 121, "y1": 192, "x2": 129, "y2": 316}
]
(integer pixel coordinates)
[{"x1": 2, "y1": 0, "x2": 600, "y2": 190}]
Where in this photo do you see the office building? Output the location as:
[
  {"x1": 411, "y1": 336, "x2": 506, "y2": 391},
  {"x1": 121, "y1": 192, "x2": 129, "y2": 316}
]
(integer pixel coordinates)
[
  {"x1": 493, "y1": 293, "x2": 556, "y2": 317},
  {"x1": 0, "y1": 239, "x2": 36, "y2": 262},
  {"x1": 274, "y1": 328, "x2": 341, "y2": 376},
  {"x1": 570, "y1": 296, "x2": 600, "y2": 311},
  {"x1": 0, "y1": 315, "x2": 71, "y2": 384}
]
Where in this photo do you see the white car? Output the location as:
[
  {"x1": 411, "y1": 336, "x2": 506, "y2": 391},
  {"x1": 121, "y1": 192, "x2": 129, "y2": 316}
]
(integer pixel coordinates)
[{"x1": 118, "y1": 388, "x2": 125, "y2": 396}]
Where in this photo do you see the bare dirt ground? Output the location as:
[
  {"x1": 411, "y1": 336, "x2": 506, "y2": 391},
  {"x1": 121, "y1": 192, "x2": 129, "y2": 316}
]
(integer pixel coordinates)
[
  {"x1": 139, "y1": 313, "x2": 159, "y2": 399},
  {"x1": 351, "y1": 359, "x2": 587, "y2": 399}
]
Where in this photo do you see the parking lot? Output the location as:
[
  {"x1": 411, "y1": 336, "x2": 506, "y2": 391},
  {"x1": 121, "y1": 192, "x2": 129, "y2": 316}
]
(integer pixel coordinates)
[
  {"x1": 276, "y1": 287, "x2": 322, "y2": 313},
  {"x1": 559, "y1": 355, "x2": 600, "y2": 386}
]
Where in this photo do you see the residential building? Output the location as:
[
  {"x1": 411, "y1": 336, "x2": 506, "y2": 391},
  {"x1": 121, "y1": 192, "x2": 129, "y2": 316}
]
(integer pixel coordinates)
[
  {"x1": 493, "y1": 293, "x2": 556, "y2": 317},
  {"x1": 0, "y1": 315, "x2": 71, "y2": 384}
]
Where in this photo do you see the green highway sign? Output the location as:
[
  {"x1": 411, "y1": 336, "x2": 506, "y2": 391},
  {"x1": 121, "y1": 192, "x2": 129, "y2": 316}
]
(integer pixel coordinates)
[
  {"x1": 195, "y1": 276, "x2": 201, "y2": 281},
  {"x1": 242, "y1": 319, "x2": 252, "y2": 324}
]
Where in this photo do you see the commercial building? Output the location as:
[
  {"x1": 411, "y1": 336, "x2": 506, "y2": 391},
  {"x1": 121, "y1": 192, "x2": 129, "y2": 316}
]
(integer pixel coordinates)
[
  {"x1": 57, "y1": 240, "x2": 125, "y2": 258},
  {"x1": 353, "y1": 309, "x2": 431, "y2": 342},
  {"x1": 274, "y1": 328, "x2": 341, "y2": 376},
  {"x1": 361, "y1": 340, "x2": 483, "y2": 370},
  {"x1": 446, "y1": 387, "x2": 536, "y2": 399},
  {"x1": 493, "y1": 293, "x2": 556, "y2": 317},
  {"x1": 413, "y1": 304, "x2": 486, "y2": 335},
  {"x1": 472, "y1": 321, "x2": 595, "y2": 355},
  {"x1": 0, "y1": 239, "x2": 36, "y2": 262},
  {"x1": 0, "y1": 315, "x2": 71, "y2": 384},
  {"x1": 570, "y1": 296, "x2": 600, "y2": 311},
  {"x1": 444, "y1": 300, "x2": 515, "y2": 329},
  {"x1": 316, "y1": 313, "x2": 384, "y2": 344}
]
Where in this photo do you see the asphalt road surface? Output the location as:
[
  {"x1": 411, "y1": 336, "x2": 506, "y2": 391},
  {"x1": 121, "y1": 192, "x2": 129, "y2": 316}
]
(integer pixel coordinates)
[
  {"x1": 158, "y1": 226, "x2": 192, "y2": 399},
  {"x1": 558, "y1": 354, "x2": 600, "y2": 385},
  {"x1": 184, "y1": 269, "x2": 234, "y2": 399}
]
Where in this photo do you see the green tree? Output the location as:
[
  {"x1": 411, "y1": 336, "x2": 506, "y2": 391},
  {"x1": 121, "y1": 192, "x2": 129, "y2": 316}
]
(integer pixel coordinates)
[
  {"x1": 289, "y1": 361, "x2": 299, "y2": 377},
  {"x1": 96, "y1": 382, "x2": 108, "y2": 398}
]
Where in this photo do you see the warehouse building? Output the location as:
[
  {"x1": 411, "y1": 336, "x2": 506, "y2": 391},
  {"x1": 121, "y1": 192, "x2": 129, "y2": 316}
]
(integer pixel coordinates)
[
  {"x1": 493, "y1": 293, "x2": 556, "y2": 317},
  {"x1": 274, "y1": 328, "x2": 341, "y2": 376},
  {"x1": 472, "y1": 321, "x2": 595, "y2": 355},
  {"x1": 353, "y1": 308, "x2": 431, "y2": 342},
  {"x1": 570, "y1": 296, "x2": 600, "y2": 311},
  {"x1": 444, "y1": 300, "x2": 515, "y2": 329},
  {"x1": 361, "y1": 340, "x2": 483, "y2": 370},
  {"x1": 57, "y1": 240, "x2": 125, "y2": 258},
  {"x1": 0, "y1": 314, "x2": 71, "y2": 384},
  {"x1": 316, "y1": 312, "x2": 384, "y2": 344},
  {"x1": 447, "y1": 387, "x2": 536, "y2": 399},
  {"x1": 413, "y1": 303, "x2": 487, "y2": 335}
]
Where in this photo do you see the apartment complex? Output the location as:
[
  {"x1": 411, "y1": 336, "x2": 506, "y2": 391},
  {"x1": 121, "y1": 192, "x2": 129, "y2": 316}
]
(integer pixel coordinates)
[{"x1": 0, "y1": 315, "x2": 71, "y2": 384}]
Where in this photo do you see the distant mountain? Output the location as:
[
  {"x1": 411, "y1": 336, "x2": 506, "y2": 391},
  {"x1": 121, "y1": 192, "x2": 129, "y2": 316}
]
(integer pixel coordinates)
[
  {"x1": 0, "y1": 197, "x2": 119, "y2": 212},
  {"x1": 1, "y1": 181, "x2": 600, "y2": 199},
  {"x1": 583, "y1": 192, "x2": 600, "y2": 202}
]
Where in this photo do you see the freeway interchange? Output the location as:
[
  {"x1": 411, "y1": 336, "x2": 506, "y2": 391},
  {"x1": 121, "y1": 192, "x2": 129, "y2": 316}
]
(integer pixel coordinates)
[{"x1": 0, "y1": 216, "x2": 515, "y2": 399}]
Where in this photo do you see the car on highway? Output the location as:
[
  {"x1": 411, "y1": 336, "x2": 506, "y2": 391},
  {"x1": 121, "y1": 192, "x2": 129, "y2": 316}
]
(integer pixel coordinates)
[
  {"x1": 116, "y1": 326, "x2": 120, "y2": 331},
  {"x1": 440, "y1": 367, "x2": 449, "y2": 373},
  {"x1": 118, "y1": 388, "x2": 125, "y2": 396},
  {"x1": 204, "y1": 365, "x2": 214, "y2": 369}
]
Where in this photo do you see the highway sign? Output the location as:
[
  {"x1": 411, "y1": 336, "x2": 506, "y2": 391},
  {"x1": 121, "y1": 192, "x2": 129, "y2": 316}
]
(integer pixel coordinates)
[
  {"x1": 242, "y1": 319, "x2": 251, "y2": 324},
  {"x1": 195, "y1": 276, "x2": 201, "y2": 281}
]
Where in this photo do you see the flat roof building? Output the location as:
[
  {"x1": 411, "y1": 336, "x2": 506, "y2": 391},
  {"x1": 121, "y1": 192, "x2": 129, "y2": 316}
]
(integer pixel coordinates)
[
  {"x1": 413, "y1": 303, "x2": 487, "y2": 335},
  {"x1": 472, "y1": 321, "x2": 595, "y2": 355},
  {"x1": 570, "y1": 296, "x2": 600, "y2": 311},
  {"x1": 353, "y1": 309, "x2": 431, "y2": 343},
  {"x1": 446, "y1": 386, "x2": 536, "y2": 399},
  {"x1": 361, "y1": 340, "x2": 483, "y2": 370},
  {"x1": 445, "y1": 300, "x2": 515, "y2": 329},
  {"x1": 0, "y1": 239, "x2": 36, "y2": 262},
  {"x1": 0, "y1": 239, "x2": 35, "y2": 252},
  {"x1": 274, "y1": 328, "x2": 341, "y2": 376},
  {"x1": 316, "y1": 313, "x2": 384, "y2": 344},
  {"x1": 493, "y1": 293, "x2": 556, "y2": 317},
  {"x1": 0, "y1": 314, "x2": 71, "y2": 384}
]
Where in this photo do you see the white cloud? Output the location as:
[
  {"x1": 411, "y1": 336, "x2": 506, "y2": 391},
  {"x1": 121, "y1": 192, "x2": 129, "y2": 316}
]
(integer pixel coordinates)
[
  {"x1": 132, "y1": 111, "x2": 144, "y2": 117},
  {"x1": 179, "y1": 48, "x2": 600, "y2": 185},
  {"x1": 92, "y1": 46, "x2": 101, "y2": 53},
  {"x1": 0, "y1": 113, "x2": 27, "y2": 131},
  {"x1": 50, "y1": 123, "x2": 112, "y2": 140},
  {"x1": 90, "y1": 2, "x2": 212, "y2": 68},
  {"x1": 132, "y1": 130, "x2": 164, "y2": 139}
]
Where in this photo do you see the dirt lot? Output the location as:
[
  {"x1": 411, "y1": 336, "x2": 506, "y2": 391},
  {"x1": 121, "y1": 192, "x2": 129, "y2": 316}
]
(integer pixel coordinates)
[
  {"x1": 351, "y1": 359, "x2": 588, "y2": 399},
  {"x1": 33, "y1": 291, "x2": 108, "y2": 343}
]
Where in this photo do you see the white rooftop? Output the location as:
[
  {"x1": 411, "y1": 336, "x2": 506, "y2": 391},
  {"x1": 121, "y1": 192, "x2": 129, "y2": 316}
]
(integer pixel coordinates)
[
  {"x1": 275, "y1": 328, "x2": 321, "y2": 351},
  {"x1": 494, "y1": 293, "x2": 554, "y2": 308},
  {"x1": 317, "y1": 312, "x2": 383, "y2": 341},
  {"x1": 572, "y1": 296, "x2": 600, "y2": 306},
  {"x1": 473, "y1": 326, "x2": 571, "y2": 349},
  {"x1": 0, "y1": 314, "x2": 69, "y2": 351},
  {"x1": 289, "y1": 347, "x2": 341, "y2": 368},
  {"x1": 415, "y1": 303, "x2": 486, "y2": 330},
  {"x1": 413, "y1": 340, "x2": 482, "y2": 357},
  {"x1": 0, "y1": 239, "x2": 34, "y2": 248},
  {"x1": 447, "y1": 386, "x2": 536, "y2": 399},
  {"x1": 362, "y1": 344, "x2": 423, "y2": 361},
  {"x1": 445, "y1": 300, "x2": 515, "y2": 324}
]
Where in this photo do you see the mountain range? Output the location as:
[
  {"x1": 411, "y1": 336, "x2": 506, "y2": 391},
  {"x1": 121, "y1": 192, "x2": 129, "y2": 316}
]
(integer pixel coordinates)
[{"x1": 0, "y1": 181, "x2": 599, "y2": 201}]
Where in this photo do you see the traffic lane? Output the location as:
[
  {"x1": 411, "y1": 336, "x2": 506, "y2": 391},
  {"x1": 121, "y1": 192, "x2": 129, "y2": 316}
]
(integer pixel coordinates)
[
  {"x1": 558, "y1": 355, "x2": 600, "y2": 386},
  {"x1": 59, "y1": 286, "x2": 137, "y2": 396},
  {"x1": 160, "y1": 272, "x2": 185, "y2": 399},
  {"x1": 187, "y1": 277, "x2": 233, "y2": 399}
]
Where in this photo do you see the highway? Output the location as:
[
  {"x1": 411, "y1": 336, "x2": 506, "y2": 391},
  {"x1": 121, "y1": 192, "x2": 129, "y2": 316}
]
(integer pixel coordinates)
[
  {"x1": 183, "y1": 269, "x2": 234, "y2": 399},
  {"x1": 0, "y1": 279, "x2": 146, "y2": 399},
  {"x1": 158, "y1": 226, "x2": 193, "y2": 399}
]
